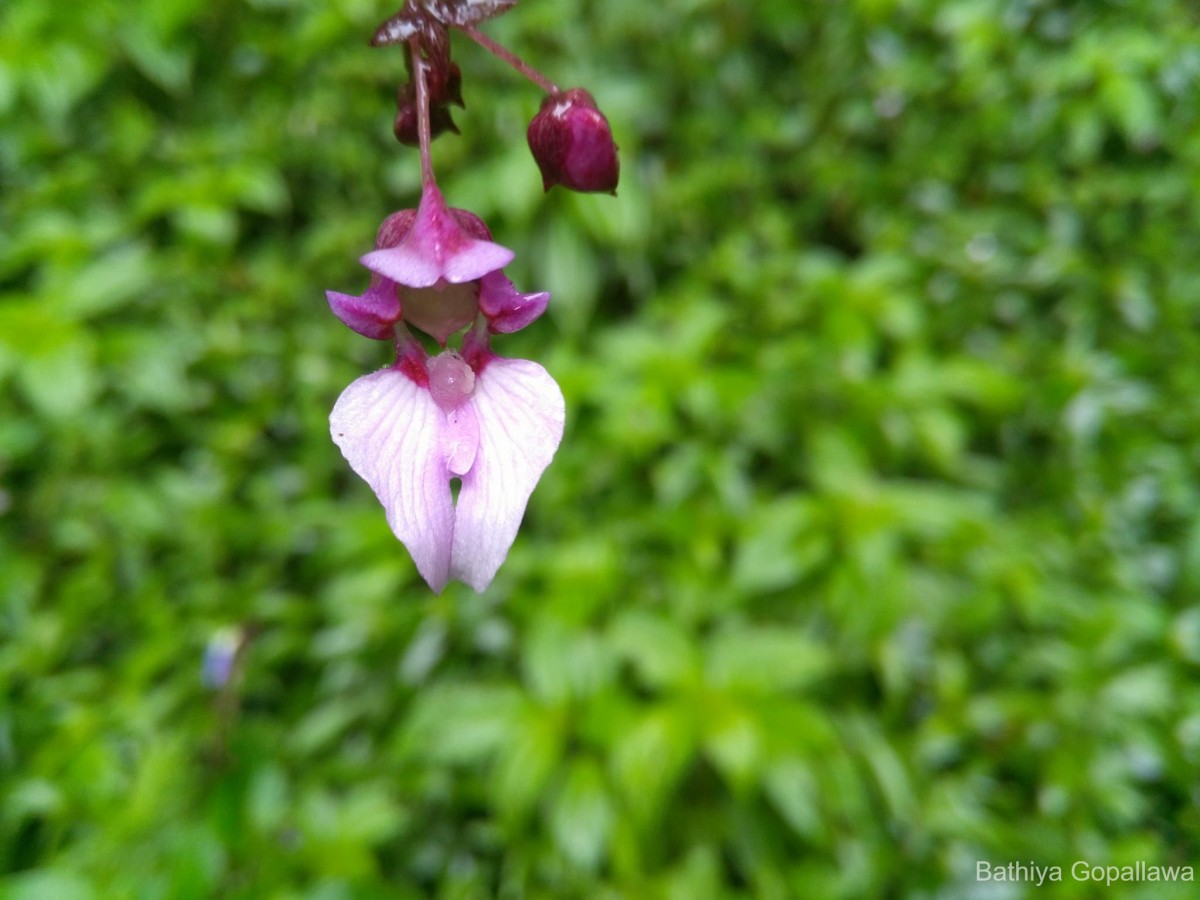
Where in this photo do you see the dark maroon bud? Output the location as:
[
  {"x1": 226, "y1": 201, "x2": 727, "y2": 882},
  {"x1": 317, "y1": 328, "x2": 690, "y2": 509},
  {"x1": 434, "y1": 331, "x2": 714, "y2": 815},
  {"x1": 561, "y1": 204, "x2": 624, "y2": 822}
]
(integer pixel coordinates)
[
  {"x1": 429, "y1": 61, "x2": 465, "y2": 109},
  {"x1": 403, "y1": 45, "x2": 463, "y2": 108},
  {"x1": 394, "y1": 83, "x2": 460, "y2": 146},
  {"x1": 429, "y1": 103, "x2": 460, "y2": 136},
  {"x1": 526, "y1": 88, "x2": 619, "y2": 194}
]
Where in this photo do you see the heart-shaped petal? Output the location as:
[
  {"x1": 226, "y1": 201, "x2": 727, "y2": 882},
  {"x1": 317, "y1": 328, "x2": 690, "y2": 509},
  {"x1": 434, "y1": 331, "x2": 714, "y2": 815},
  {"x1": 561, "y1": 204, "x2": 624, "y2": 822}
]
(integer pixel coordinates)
[
  {"x1": 331, "y1": 367, "x2": 456, "y2": 592},
  {"x1": 450, "y1": 357, "x2": 564, "y2": 591}
]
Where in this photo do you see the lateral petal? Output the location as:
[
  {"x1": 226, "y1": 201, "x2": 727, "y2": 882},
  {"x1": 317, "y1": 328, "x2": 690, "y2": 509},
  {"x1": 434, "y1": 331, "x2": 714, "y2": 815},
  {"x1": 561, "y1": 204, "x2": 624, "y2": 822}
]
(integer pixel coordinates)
[
  {"x1": 326, "y1": 279, "x2": 401, "y2": 340},
  {"x1": 478, "y1": 270, "x2": 550, "y2": 334},
  {"x1": 330, "y1": 368, "x2": 455, "y2": 592},
  {"x1": 450, "y1": 358, "x2": 565, "y2": 592}
]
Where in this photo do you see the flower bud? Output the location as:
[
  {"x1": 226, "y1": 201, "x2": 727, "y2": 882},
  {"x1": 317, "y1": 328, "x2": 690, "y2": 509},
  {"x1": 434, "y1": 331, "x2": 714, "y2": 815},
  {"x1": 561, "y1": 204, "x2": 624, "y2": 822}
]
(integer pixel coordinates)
[
  {"x1": 527, "y1": 88, "x2": 619, "y2": 194},
  {"x1": 428, "y1": 61, "x2": 465, "y2": 109},
  {"x1": 394, "y1": 83, "x2": 460, "y2": 147}
]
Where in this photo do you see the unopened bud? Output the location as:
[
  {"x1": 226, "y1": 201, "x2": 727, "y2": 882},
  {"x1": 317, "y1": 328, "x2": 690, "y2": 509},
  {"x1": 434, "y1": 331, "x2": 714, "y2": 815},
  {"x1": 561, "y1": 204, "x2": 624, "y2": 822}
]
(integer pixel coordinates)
[
  {"x1": 429, "y1": 61, "x2": 465, "y2": 109},
  {"x1": 394, "y1": 83, "x2": 461, "y2": 147},
  {"x1": 527, "y1": 88, "x2": 619, "y2": 194}
]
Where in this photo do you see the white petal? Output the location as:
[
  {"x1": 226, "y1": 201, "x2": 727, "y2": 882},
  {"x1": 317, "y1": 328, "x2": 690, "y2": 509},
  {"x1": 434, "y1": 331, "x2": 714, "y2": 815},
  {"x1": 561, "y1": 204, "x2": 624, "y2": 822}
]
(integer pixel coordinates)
[
  {"x1": 450, "y1": 358, "x2": 565, "y2": 591},
  {"x1": 330, "y1": 368, "x2": 454, "y2": 592}
]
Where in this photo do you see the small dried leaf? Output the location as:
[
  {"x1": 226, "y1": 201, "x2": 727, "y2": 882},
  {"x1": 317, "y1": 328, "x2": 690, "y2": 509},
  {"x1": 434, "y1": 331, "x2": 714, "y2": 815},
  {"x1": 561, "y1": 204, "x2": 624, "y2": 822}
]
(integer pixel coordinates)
[
  {"x1": 371, "y1": 6, "x2": 424, "y2": 46},
  {"x1": 426, "y1": 0, "x2": 519, "y2": 27},
  {"x1": 372, "y1": 0, "x2": 517, "y2": 47}
]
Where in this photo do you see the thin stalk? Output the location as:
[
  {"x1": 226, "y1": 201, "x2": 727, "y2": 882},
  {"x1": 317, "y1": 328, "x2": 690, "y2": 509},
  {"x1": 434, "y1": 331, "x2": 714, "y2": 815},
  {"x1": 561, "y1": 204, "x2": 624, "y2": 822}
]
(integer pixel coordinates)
[
  {"x1": 409, "y1": 38, "x2": 436, "y2": 188},
  {"x1": 459, "y1": 23, "x2": 559, "y2": 94}
]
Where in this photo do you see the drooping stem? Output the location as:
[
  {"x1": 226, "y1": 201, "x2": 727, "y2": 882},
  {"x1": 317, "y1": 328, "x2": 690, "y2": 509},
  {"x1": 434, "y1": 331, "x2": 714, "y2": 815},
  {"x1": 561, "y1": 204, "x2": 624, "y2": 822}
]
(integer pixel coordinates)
[
  {"x1": 409, "y1": 38, "x2": 436, "y2": 188},
  {"x1": 458, "y1": 23, "x2": 559, "y2": 94}
]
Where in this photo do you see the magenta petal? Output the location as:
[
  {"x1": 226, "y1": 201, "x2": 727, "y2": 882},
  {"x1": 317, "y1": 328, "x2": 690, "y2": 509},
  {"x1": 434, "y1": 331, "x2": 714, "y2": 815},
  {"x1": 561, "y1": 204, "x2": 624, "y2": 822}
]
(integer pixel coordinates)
[
  {"x1": 360, "y1": 185, "x2": 514, "y2": 288},
  {"x1": 361, "y1": 235, "x2": 513, "y2": 289},
  {"x1": 330, "y1": 368, "x2": 455, "y2": 592},
  {"x1": 326, "y1": 280, "x2": 401, "y2": 340},
  {"x1": 450, "y1": 358, "x2": 565, "y2": 592},
  {"x1": 478, "y1": 271, "x2": 550, "y2": 334},
  {"x1": 441, "y1": 240, "x2": 515, "y2": 284},
  {"x1": 360, "y1": 245, "x2": 442, "y2": 288}
]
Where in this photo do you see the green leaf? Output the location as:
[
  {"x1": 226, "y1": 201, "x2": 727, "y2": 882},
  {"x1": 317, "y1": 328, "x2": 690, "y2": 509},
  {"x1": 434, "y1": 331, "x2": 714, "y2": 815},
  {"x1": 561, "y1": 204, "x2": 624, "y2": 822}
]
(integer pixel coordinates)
[
  {"x1": 702, "y1": 702, "x2": 762, "y2": 793},
  {"x1": 16, "y1": 339, "x2": 97, "y2": 419},
  {"x1": 763, "y1": 760, "x2": 823, "y2": 840},
  {"x1": 541, "y1": 218, "x2": 599, "y2": 336},
  {"x1": 607, "y1": 611, "x2": 700, "y2": 690},
  {"x1": 118, "y1": 20, "x2": 192, "y2": 93},
  {"x1": 54, "y1": 243, "x2": 155, "y2": 320},
  {"x1": 705, "y1": 627, "x2": 832, "y2": 694},
  {"x1": 399, "y1": 684, "x2": 523, "y2": 765},
  {"x1": 549, "y1": 758, "x2": 614, "y2": 871},
  {"x1": 490, "y1": 706, "x2": 563, "y2": 821},
  {"x1": 2, "y1": 871, "x2": 96, "y2": 900},
  {"x1": 731, "y1": 495, "x2": 828, "y2": 594},
  {"x1": 610, "y1": 704, "x2": 695, "y2": 823},
  {"x1": 521, "y1": 616, "x2": 615, "y2": 702}
]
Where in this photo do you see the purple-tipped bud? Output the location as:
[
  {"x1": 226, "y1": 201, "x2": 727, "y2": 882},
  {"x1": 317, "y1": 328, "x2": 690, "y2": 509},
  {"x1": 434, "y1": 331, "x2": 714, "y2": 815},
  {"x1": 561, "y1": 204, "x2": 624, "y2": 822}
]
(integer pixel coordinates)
[{"x1": 527, "y1": 88, "x2": 619, "y2": 194}]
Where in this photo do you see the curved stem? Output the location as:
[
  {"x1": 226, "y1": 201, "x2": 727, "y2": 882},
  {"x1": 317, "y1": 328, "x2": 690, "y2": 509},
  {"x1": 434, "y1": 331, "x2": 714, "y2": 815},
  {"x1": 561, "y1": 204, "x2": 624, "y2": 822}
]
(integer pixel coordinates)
[
  {"x1": 458, "y1": 24, "x2": 560, "y2": 94},
  {"x1": 409, "y1": 37, "x2": 436, "y2": 189}
]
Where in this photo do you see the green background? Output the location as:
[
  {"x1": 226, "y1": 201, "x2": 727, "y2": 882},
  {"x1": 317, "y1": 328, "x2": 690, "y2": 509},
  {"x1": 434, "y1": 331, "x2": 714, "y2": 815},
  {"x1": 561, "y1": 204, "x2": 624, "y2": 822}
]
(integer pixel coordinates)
[{"x1": 3, "y1": 0, "x2": 1200, "y2": 897}]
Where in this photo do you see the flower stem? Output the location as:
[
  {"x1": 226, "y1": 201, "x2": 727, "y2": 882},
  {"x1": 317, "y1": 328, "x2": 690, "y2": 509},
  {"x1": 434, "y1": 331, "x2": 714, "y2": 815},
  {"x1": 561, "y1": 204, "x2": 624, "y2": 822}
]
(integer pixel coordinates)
[
  {"x1": 458, "y1": 24, "x2": 559, "y2": 95},
  {"x1": 409, "y1": 38, "x2": 436, "y2": 188}
]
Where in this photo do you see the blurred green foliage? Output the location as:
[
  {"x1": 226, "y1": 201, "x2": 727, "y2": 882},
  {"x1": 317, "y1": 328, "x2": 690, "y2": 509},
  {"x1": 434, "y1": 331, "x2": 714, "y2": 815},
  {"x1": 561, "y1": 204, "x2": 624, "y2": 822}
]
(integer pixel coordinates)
[{"x1": 3, "y1": 0, "x2": 1200, "y2": 897}]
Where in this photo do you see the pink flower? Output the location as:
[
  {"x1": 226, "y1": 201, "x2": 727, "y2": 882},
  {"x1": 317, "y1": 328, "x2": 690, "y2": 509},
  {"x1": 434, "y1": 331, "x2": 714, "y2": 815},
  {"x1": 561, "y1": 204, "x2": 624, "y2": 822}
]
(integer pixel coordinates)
[
  {"x1": 330, "y1": 338, "x2": 564, "y2": 592},
  {"x1": 327, "y1": 185, "x2": 548, "y2": 344},
  {"x1": 327, "y1": 186, "x2": 560, "y2": 590}
]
